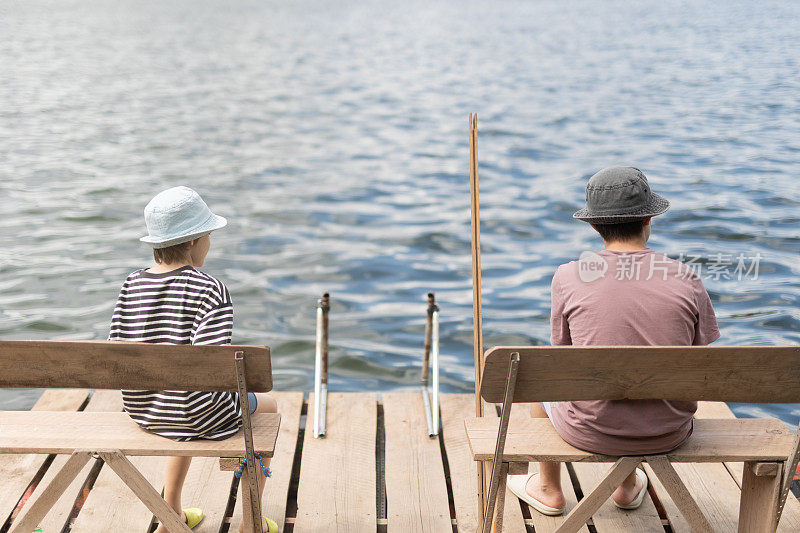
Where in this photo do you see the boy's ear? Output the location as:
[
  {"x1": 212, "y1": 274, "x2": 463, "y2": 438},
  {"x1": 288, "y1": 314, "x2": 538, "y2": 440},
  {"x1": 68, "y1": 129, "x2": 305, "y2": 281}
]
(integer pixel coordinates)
[{"x1": 642, "y1": 217, "x2": 652, "y2": 227}]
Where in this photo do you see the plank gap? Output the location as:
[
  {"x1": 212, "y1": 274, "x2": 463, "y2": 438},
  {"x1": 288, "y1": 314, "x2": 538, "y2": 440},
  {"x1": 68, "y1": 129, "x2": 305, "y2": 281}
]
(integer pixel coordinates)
[
  {"x1": 62, "y1": 457, "x2": 105, "y2": 533},
  {"x1": 284, "y1": 409, "x2": 305, "y2": 522},
  {"x1": 565, "y1": 462, "x2": 584, "y2": 501},
  {"x1": 722, "y1": 461, "x2": 743, "y2": 489},
  {"x1": 145, "y1": 485, "x2": 167, "y2": 533},
  {"x1": 645, "y1": 471, "x2": 670, "y2": 523},
  {"x1": 376, "y1": 402, "x2": 387, "y2": 520},
  {"x1": 518, "y1": 492, "x2": 532, "y2": 520},
  {"x1": 299, "y1": 397, "x2": 308, "y2": 417},
  {"x1": 217, "y1": 466, "x2": 240, "y2": 533},
  {"x1": 436, "y1": 415, "x2": 458, "y2": 523},
  {"x1": 76, "y1": 391, "x2": 93, "y2": 412}
]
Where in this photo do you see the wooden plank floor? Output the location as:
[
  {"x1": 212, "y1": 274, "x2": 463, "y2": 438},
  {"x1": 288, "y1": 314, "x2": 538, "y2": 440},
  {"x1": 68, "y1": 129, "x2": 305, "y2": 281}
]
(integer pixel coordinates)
[
  {"x1": 383, "y1": 392, "x2": 451, "y2": 531},
  {"x1": 70, "y1": 445, "x2": 167, "y2": 532},
  {"x1": 294, "y1": 392, "x2": 377, "y2": 531},
  {"x1": 648, "y1": 401, "x2": 800, "y2": 532},
  {"x1": 571, "y1": 463, "x2": 664, "y2": 532},
  {"x1": 3, "y1": 390, "x2": 800, "y2": 532},
  {"x1": 230, "y1": 392, "x2": 304, "y2": 532},
  {"x1": 18, "y1": 390, "x2": 121, "y2": 533},
  {"x1": 506, "y1": 404, "x2": 587, "y2": 533},
  {"x1": 440, "y1": 394, "x2": 526, "y2": 532},
  {"x1": 0, "y1": 389, "x2": 89, "y2": 528}
]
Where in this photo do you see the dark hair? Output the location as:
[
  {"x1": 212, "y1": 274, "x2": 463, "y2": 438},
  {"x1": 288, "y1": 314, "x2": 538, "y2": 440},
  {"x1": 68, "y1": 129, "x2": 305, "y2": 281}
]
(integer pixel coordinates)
[
  {"x1": 153, "y1": 241, "x2": 191, "y2": 264},
  {"x1": 592, "y1": 219, "x2": 647, "y2": 242}
]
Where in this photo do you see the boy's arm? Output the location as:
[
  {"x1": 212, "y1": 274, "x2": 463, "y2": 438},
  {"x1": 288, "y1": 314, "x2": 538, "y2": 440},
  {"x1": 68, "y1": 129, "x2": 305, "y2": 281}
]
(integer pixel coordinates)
[
  {"x1": 692, "y1": 279, "x2": 721, "y2": 346},
  {"x1": 192, "y1": 286, "x2": 234, "y2": 346},
  {"x1": 550, "y1": 269, "x2": 572, "y2": 346},
  {"x1": 108, "y1": 277, "x2": 132, "y2": 341},
  {"x1": 193, "y1": 303, "x2": 234, "y2": 345}
]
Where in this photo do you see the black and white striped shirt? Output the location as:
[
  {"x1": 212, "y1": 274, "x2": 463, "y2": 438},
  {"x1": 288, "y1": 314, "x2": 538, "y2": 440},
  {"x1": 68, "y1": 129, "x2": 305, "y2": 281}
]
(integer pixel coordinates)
[{"x1": 109, "y1": 265, "x2": 242, "y2": 441}]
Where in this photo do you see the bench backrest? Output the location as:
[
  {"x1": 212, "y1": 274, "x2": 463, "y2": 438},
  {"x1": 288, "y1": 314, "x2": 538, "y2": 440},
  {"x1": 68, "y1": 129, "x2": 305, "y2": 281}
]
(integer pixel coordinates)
[
  {"x1": 0, "y1": 340, "x2": 272, "y2": 392},
  {"x1": 479, "y1": 345, "x2": 800, "y2": 404}
]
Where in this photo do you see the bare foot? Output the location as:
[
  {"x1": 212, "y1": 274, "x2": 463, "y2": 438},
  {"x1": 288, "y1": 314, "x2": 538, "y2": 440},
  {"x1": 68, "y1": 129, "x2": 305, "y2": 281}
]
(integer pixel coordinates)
[
  {"x1": 526, "y1": 473, "x2": 566, "y2": 509},
  {"x1": 611, "y1": 473, "x2": 643, "y2": 506}
]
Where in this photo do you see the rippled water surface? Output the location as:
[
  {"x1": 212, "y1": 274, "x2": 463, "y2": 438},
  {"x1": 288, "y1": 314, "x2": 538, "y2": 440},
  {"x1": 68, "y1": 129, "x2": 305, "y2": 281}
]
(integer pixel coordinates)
[{"x1": 2, "y1": 1, "x2": 800, "y2": 424}]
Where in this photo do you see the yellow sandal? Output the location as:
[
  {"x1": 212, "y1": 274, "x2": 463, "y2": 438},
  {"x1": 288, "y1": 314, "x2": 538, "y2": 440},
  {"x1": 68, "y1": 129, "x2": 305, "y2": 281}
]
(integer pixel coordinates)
[{"x1": 183, "y1": 508, "x2": 204, "y2": 529}]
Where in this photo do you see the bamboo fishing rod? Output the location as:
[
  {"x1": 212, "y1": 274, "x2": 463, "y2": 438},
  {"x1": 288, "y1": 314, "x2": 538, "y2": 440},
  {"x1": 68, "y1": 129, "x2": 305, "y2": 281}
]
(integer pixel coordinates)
[{"x1": 469, "y1": 113, "x2": 489, "y2": 519}]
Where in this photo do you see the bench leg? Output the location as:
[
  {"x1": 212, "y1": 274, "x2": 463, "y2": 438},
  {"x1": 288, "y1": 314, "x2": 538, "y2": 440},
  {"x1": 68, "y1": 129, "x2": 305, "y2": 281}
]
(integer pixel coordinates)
[
  {"x1": 777, "y1": 421, "x2": 800, "y2": 528},
  {"x1": 98, "y1": 451, "x2": 192, "y2": 533},
  {"x1": 9, "y1": 451, "x2": 92, "y2": 533},
  {"x1": 491, "y1": 462, "x2": 509, "y2": 533},
  {"x1": 240, "y1": 467, "x2": 262, "y2": 533},
  {"x1": 646, "y1": 456, "x2": 714, "y2": 532},
  {"x1": 481, "y1": 352, "x2": 520, "y2": 533},
  {"x1": 738, "y1": 461, "x2": 781, "y2": 533},
  {"x1": 555, "y1": 456, "x2": 641, "y2": 533},
  {"x1": 235, "y1": 352, "x2": 264, "y2": 533}
]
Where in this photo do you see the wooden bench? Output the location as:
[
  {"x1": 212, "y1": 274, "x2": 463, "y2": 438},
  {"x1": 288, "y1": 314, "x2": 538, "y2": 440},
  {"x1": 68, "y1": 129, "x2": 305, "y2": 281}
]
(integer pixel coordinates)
[
  {"x1": 465, "y1": 346, "x2": 800, "y2": 533},
  {"x1": 0, "y1": 340, "x2": 280, "y2": 533}
]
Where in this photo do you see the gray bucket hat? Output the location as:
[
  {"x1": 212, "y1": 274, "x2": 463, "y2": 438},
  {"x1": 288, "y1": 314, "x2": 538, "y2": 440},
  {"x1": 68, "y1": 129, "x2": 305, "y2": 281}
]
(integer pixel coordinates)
[
  {"x1": 140, "y1": 186, "x2": 227, "y2": 248},
  {"x1": 573, "y1": 167, "x2": 669, "y2": 224}
]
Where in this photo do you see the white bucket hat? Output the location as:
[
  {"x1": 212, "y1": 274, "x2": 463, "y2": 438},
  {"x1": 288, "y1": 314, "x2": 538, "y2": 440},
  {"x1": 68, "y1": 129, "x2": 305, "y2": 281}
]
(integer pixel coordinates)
[{"x1": 140, "y1": 186, "x2": 227, "y2": 249}]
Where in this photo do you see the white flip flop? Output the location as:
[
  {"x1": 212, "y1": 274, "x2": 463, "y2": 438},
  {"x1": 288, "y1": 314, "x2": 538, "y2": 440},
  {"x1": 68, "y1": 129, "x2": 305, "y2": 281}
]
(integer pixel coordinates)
[
  {"x1": 507, "y1": 473, "x2": 565, "y2": 516},
  {"x1": 613, "y1": 468, "x2": 649, "y2": 510}
]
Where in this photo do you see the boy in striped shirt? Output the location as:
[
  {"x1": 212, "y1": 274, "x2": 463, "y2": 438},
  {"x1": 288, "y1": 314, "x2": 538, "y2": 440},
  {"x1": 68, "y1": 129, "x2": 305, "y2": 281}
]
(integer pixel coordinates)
[{"x1": 110, "y1": 186, "x2": 278, "y2": 532}]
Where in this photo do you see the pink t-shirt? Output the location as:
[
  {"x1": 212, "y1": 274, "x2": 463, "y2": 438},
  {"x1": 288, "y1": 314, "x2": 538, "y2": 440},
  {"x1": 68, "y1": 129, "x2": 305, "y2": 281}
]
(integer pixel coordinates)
[{"x1": 548, "y1": 248, "x2": 721, "y2": 455}]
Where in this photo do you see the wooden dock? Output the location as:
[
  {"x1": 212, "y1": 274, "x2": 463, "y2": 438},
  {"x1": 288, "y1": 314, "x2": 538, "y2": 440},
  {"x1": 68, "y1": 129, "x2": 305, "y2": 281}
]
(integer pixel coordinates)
[{"x1": 3, "y1": 390, "x2": 800, "y2": 532}]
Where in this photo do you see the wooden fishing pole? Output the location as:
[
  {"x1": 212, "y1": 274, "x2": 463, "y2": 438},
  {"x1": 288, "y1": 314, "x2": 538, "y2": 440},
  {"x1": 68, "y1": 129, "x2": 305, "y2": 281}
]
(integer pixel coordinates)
[{"x1": 469, "y1": 112, "x2": 488, "y2": 520}]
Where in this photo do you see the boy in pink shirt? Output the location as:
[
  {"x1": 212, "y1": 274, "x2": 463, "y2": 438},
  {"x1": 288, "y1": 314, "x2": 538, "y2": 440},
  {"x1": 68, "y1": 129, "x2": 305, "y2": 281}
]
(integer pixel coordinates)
[{"x1": 507, "y1": 167, "x2": 720, "y2": 516}]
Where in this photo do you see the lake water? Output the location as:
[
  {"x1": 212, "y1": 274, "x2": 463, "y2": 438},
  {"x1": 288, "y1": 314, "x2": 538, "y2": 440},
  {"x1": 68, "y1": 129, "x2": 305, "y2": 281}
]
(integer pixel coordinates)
[{"x1": 2, "y1": 0, "x2": 800, "y2": 425}]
